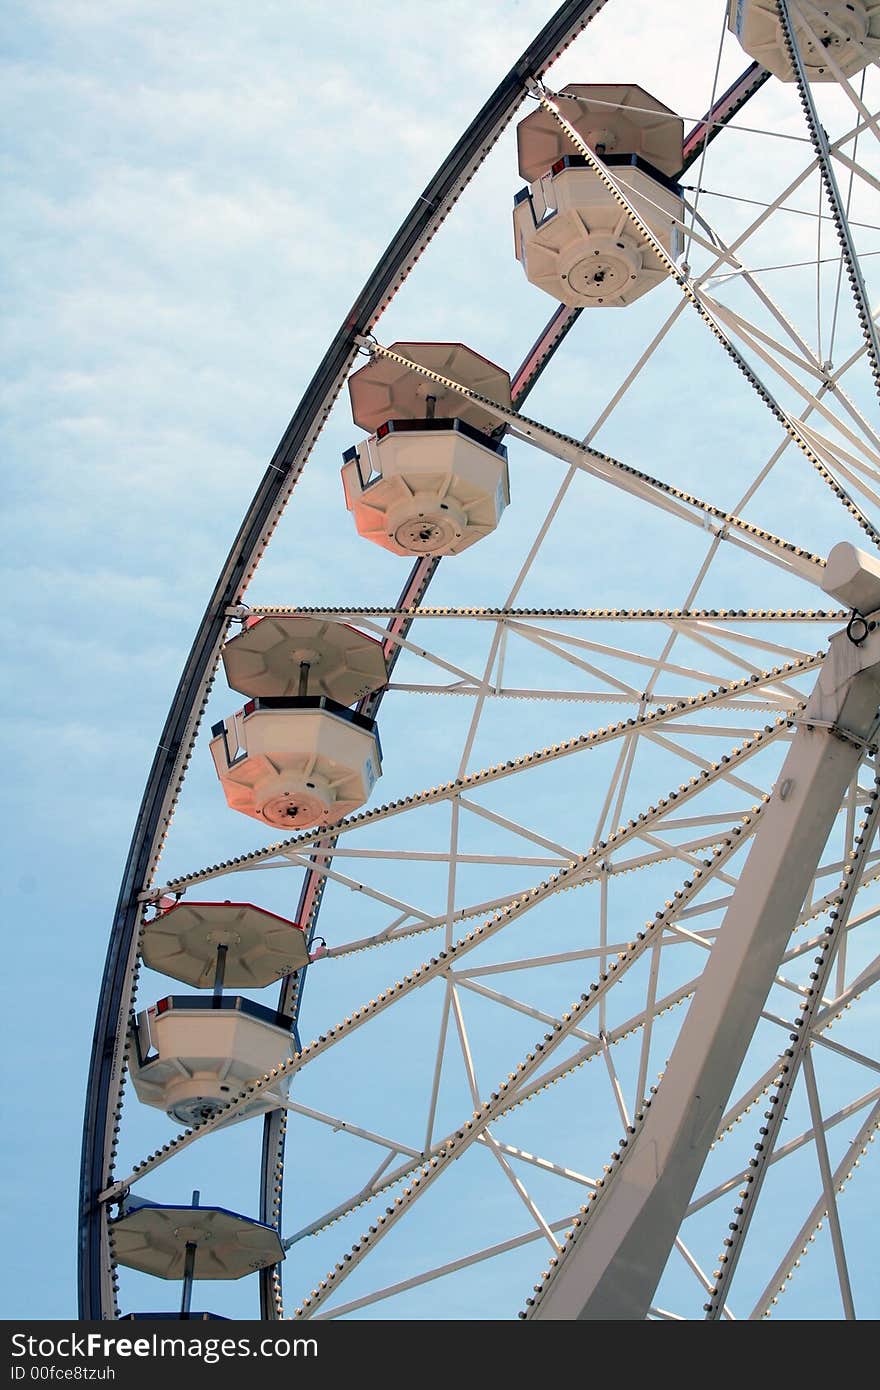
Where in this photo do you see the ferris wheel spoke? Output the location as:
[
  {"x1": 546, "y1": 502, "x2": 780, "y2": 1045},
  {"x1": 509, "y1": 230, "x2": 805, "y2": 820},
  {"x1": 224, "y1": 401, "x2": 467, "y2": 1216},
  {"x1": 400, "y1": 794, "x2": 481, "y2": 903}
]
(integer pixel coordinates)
[
  {"x1": 385, "y1": 681, "x2": 746, "y2": 703},
  {"x1": 706, "y1": 298, "x2": 880, "y2": 472},
  {"x1": 452, "y1": 976, "x2": 599, "y2": 1047},
  {"x1": 481, "y1": 1139, "x2": 595, "y2": 1193},
  {"x1": 506, "y1": 619, "x2": 740, "y2": 688},
  {"x1": 457, "y1": 795, "x2": 579, "y2": 861},
  {"x1": 669, "y1": 618, "x2": 818, "y2": 666},
  {"x1": 453, "y1": 934, "x2": 687, "y2": 980},
  {"x1": 594, "y1": 543, "x2": 737, "y2": 848},
  {"x1": 834, "y1": 939, "x2": 880, "y2": 1004},
  {"x1": 344, "y1": 615, "x2": 488, "y2": 687},
  {"x1": 284, "y1": 1150, "x2": 405, "y2": 1250},
  {"x1": 799, "y1": 454, "x2": 880, "y2": 525},
  {"x1": 325, "y1": 890, "x2": 571, "y2": 961},
  {"x1": 797, "y1": 416, "x2": 880, "y2": 491},
  {"x1": 798, "y1": 1017, "x2": 880, "y2": 1074},
  {"x1": 831, "y1": 144, "x2": 880, "y2": 195},
  {"x1": 254, "y1": 605, "x2": 845, "y2": 624},
  {"x1": 625, "y1": 831, "x2": 739, "y2": 886},
  {"x1": 708, "y1": 275, "x2": 880, "y2": 462},
  {"x1": 500, "y1": 627, "x2": 643, "y2": 698},
  {"x1": 421, "y1": 979, "x2": 453, "y2": 1155},
  {"x1": 583, "y1": 297, "x2": 689, "y2": 442},
  {"x1": 278, "y1": 1100, "x2": 420, "y2": 1161},
  {"x1": 486, "y1": 1132, "x2": 567, "y2": 1251}
]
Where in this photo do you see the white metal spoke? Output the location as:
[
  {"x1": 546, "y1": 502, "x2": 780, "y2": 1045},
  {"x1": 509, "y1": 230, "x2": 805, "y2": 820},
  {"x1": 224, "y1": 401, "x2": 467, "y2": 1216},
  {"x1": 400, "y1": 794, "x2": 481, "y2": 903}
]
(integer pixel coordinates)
[
  {"x1": 457, "y1": 795, "x2": 579, "y2": 861},
  {"x1": 701, "y1": 298, "x2": 880, "y2": 466},
  {"x1": 601, "y1": 1032, "x2": 631, "y2": 1131},
  {"x1": 350, "y1": 615, "x2": 487, "y2": 687},
  {"x1": 279, "y1": 851, "x2": 437, "y2": 922},
  {"x1": 481, "y1": 1139, "x2": 594, "y2": 1191},
  {"x1": 454, "y1": 975, "x2": 600, "y2": 1048},
  {"x1": 278, "y1": 1100, "x2": 420, "y2": 1159},
  {"x1": 284, "y1": 1151, "x2": 402, "y2": 1248},
  {"x1": 503, "y1": 625, "x2": 642, "y2": 698},
  {"x1": 635, "y1": 939, "x2": 664, "y2": 1116},
  {"x1": 508, "y1": 619, "x2": 733, "y2": 687},
  {"x1": 484, "y1": 1133, "x2": 563, "y2": 1253},
  {"x1": 423, "y1": 981, "x2": 453, "y2": 1154},
  {"x1": 833, "y1": 143, "x2": 880, "y2": 195},
  {"x1": 640, "y1": 727, "x2": 774, "y2": 800}
]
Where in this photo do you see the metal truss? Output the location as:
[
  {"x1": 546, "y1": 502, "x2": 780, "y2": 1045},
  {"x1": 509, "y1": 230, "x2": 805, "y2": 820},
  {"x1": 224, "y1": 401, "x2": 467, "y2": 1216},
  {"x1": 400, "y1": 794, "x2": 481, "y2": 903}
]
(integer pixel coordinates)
[{"x1": 91, "y1": 0, "x2": 880, "y2": 1325}]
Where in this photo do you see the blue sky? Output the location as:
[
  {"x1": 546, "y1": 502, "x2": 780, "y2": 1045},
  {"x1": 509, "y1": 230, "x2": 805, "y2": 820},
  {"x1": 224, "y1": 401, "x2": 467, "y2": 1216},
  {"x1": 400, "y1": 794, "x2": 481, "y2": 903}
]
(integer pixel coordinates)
[{"x1": 3, "y1": 0, "x2": 878, "y2": 1321}]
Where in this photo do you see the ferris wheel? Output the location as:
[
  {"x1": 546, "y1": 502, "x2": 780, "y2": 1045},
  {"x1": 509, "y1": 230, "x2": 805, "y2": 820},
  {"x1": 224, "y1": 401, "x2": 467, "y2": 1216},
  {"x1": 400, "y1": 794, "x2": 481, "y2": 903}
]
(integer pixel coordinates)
[{"x1": 79, "y1": 0, "x2": 880, "y2": 1321}]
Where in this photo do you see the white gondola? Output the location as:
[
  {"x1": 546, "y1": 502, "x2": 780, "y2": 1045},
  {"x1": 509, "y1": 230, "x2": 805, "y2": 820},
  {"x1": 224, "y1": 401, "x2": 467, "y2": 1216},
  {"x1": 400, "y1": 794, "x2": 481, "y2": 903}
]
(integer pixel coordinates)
[
  {"x1": 211, "y1": 615, "x2": 386, "y2": 828},
  {"x1": 513, "y1": 84, "x2": 684, "y2": 308},
  {"x1": 341, "y1": 342, "x2": 511, "y2": 557},
  {"x1": 129, "y1": 995, "x2": 295, "y2": 1126},
  {"x1": 728, "y1": 1, "x2": 880, "y2": 81},
  {"x1": 209, "y1": 696, "x2": 381, "y2": 829}
]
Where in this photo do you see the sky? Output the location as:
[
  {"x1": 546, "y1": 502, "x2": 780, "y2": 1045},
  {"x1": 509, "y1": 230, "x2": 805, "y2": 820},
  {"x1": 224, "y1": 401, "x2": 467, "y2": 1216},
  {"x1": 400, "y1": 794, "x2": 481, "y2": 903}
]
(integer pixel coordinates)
[{"x1": 2, "y1": 0, "x2": 879, "y2": 1322}]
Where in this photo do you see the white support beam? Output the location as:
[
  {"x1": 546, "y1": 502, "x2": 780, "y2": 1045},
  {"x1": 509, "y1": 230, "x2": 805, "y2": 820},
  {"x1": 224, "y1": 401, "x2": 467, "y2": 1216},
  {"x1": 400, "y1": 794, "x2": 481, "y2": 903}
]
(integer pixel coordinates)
[{"x1": 526, "y1": 615, "x2": 880, "y2": 1320}]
